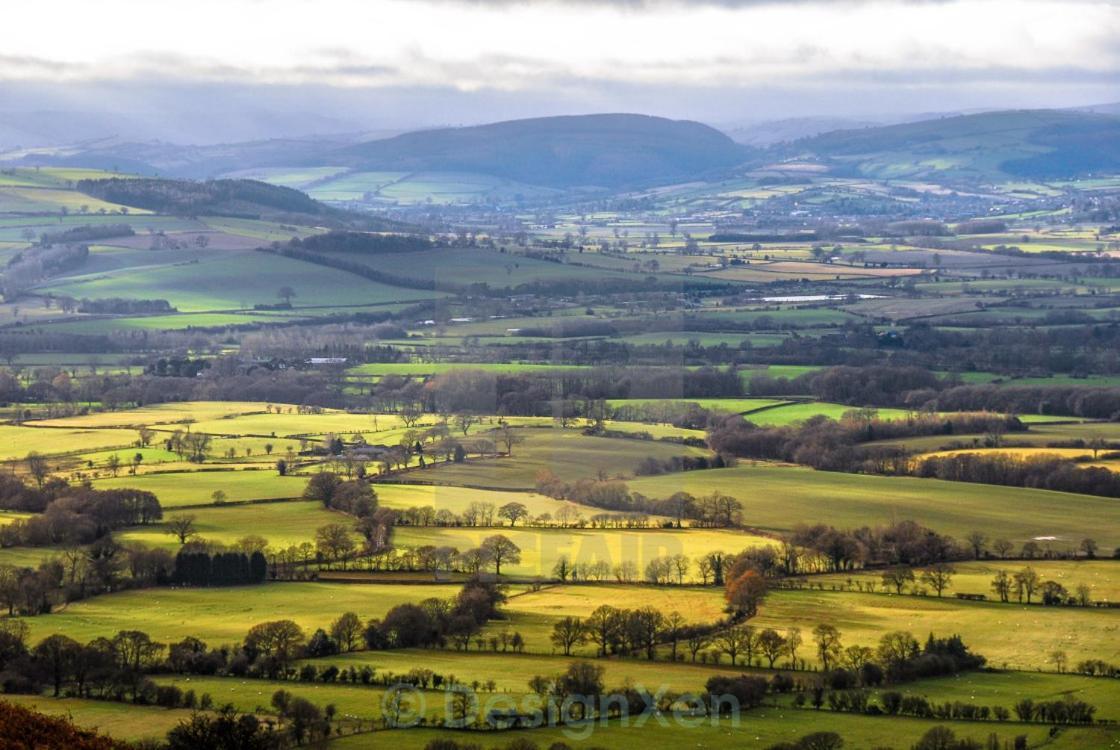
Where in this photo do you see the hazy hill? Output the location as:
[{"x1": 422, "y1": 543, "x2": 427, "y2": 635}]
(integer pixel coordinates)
[
  {"x1": 794, "y1": 109, "x2": 1120, "y2": 181},
  {"x1": 4, "y1": 135, "x2": 375, "y2": 179},
  {"x1": 1077, "y1": 102, "x2": 1120, "y2": 116},
  {"x1": 726, "y1": 116, "x2": 887, "y2": 147},
  {"x1": 327, "y1": 114, "x2": 753, "y2": 189}
]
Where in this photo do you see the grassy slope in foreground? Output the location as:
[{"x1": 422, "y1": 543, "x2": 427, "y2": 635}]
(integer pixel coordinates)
[
  {"x1": 628, "y1": 465, "x2": 1120, "y2": 547},
  {"x1": 329, "y1": 714, "x2": 1058, "y2": 750}
]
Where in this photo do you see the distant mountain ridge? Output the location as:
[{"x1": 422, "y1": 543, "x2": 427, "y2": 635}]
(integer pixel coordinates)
[
  {"x1": 324, "y1": 113, "x2": 753, "y2": 189},
  {"x1": 4, "y1": 108, "x2": 1119, "y2": 190},
  {"x1": 790, "y1": 109, "x2": 1120, "y2": 180}
]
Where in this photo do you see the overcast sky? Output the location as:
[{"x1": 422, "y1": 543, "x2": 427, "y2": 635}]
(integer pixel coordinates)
[{"x1": 1, "y1": 0, "x2": 1117, "y2": 143}]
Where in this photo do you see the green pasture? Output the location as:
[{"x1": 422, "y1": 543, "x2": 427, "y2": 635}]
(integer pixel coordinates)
[
  {"x1": 607, "y1": 398, "x2": 790, "y2": 415},
  {"x1": 0, "y1": 546, "x2": 63, "y2": 569},
  {"x1": 22, "y1": 582, "x2": 464, "y2": 644},
  {"x1": 0, "y1": 185, "x2": 146, "y2": 215},
  {"x1": 376, "y1": 483, "x2": 603, "y2": 519},
  {"x1": 315, "y1": 247, "x2": 636, "y2": 289},
  {"x1": 34, "y1": 401, "x2": 276, "y2": 428},
  {"x1": 611, "y1": 332, "x2": 789, "y2": 347},
  {"x1": 0, "y1": 425, "x2": 135, "y2": 461},
  {"x1": 199, "y1": 216, "x2": 325, "y2": 241},
  {"x1": 743, "y1": 401, "x2": 916, "y2": 426},
  {"x1": 92, "y1": 471, "x2": 307, "y2": 507},
  {"x1": 152, "y1": 673, "x2": 415, "y2": 721},
  {"x1": 348, "y1": 362, "x2": 590, "y2": 378},
  {"x1": 598, "y1": 421, "x2": 707, "y2": 440},
  {"x1": 36, "y1": 401, "x2": 413, "y2": 440},
  {"x1": 419, "y1": 428, "x2": 711, "y2": 490},
  {"x1": 628, "y1": 465, "x2": 1120, "y2": 548},
  {"x1": 318, "y1": 648, "x2": 750, "y2": 695},
  {"x1": 811, "y1": 560, "x2": 1120, "y2": 603},
  {"x1": 36, "y1": 250, "x2": 440, "y2": 312},
  {"x1": 698, "y1": 308, "x2": 855, "y2": 328},
  {"x1": 890, "y1": 670, "x2": 1120, "y2": 720},
  {"x1": 0, "y1": 214, "x2": 201, "y2": 241},
  {"x1": 752, "y1": 589, "x2": 1120, "y2": 671},
  {"x1": 0, "y1": 695, "x2": 194, "y2": 743},
  {"x1": 187, "y1": 411, "x2": 408, "y2": 438},
  {"x1": 117, "y1": 499, "x2": 347, "y2": 549},
  {"x1": 47, "y1": 311, "x2": 312, "y2": 333},
  {"x1": 220, "y1": 166, "x2": 350, "y2": 189},
  {"x1": 738, "y1": 364, "x2": 823, "y2": 385},
  {"x1": 363, "y1": 171, "x2": 554, "y2": 205},
  {"x1": 875, "y1": 421, "x2": 1120, "y2": 452}
]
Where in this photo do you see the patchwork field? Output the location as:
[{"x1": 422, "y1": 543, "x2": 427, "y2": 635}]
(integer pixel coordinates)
[{"x1": 3, "y1": 142, "x2": 1120, "y2": 750}]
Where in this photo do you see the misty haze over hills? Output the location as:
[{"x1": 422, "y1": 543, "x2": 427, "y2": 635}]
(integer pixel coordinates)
[
  {"x1": 1, "y1": 74, "x2": 1117, "y2": 151},
  {"x1": 4, "y1": 106, "x2": 1118, "y2": 191}
]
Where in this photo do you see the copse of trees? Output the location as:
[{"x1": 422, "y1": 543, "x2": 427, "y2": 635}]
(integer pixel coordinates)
[
  {"x1": 0, "y1": 538, "x2": 175, "y2": 616},
  {"x1": 2, "y1": 244, "x2": 90, "y2": 300},
  {"x1": 37, "y1": 223, "x2": 135, "y2": 246},
  {"x1": 707, "y1": 409, "x2": 1023, "y2": 474},
  {"x1": 534, "y1": 471, "x2": 744, "y2": 528},
  {"x1": 293, "y1": 230, "x2": 432, "y2": 255},
  {"x1": 416, "y1": 366, "x2": 743, "y2": 417},
  {"x1": 779, "y1": 520, "x2": 963, "y2": 574},
  {"x1": 546, "y1": 604, "x2": 723, "y2": 661},
  {"x1": 609, "y1": 400, "x2": 714, "y2": 429},
  {"x1": 364, "y1": 576, "x2": 509, "y2": 651},
  {"x1": 302, "y1": 471, "x2": 378, "y2": 516},
  {"x1": 633, "y1": 452, "x2": 730, "y2": 476},
  {"x1": 172, "y1": 549, "x2": 268, "y2": 587},
  {"x1": 706, "y1": 408, "x2": 1120, "y2": 500},
  {"x1": 301, "y1": 472, "x2": 394, "y2": 562},
  {"x1": 76, "y1": 298, "x2": 174, "y2": 315},
  {"x1": 746, "y1": 365, "x2": 1120, "y2": 422},
  {"x1": 933, "y1": 382, "x2": 1120, "y2": 421},
  {"x1": 0, "y1": 628, "x2": 346, "y2": 747},
  {"x1": 915, "y1": 451, "x2": 1120, "y2": 499},
  {"x1": 0, "y1": 475, "x2": 161, "y2": 548},
  {"x1": 523, "y1": 660, "x2": 733, "y2": 725}
]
